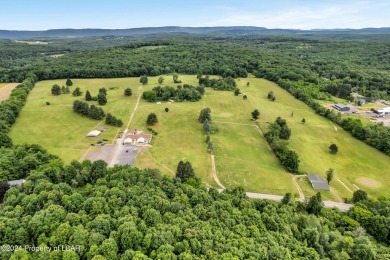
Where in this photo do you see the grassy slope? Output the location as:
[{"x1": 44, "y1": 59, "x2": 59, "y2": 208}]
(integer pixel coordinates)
[
  {"x1": 9, "y1": 78, "x2": 138, "y2": 162},
  {"x1": 9, "y1": 75, "x2": 390, "y2": 199},
  {"x1": 240, "y1": 78, "x2": 390, "y2": 198},
  {"x1": 130, "y1": 76, "x2": 294, "y2": 193}
]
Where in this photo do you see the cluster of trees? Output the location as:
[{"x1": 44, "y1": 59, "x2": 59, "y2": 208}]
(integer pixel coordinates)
[
  {"x1": 73, "y1": 100, "x2": 123, "y2": 127},
  {"x1": 105, "y1": 113, "x2": 123, "y2": 127},
  {"x1": 265, "y1": 117, "x2": 299, "y2": 173},
  {"x1": 304, "y1": 99, "x2": 390, "y2": 155},
  {"x1": 0, "y1": 159, "x2": 388, "y2": 259},
  {"x1": 73, "y1": 100, "x2": 105, "y2": 120},
  {"x1": 0, "y1": 144, "x2": 59, "y2": 181},
  {"x1": 143, "y1": 84, "x2": 204, "y2": 102},
  {"x1": 85, "y1": 88, "x2": 108, "y2": 105},
  {"x1": 0, "y1": 73, "x2": 37, "y2": 134},
  {"x1": 198, "y1": 76, "x2": 237, "y2": 91},
  {"x1": 51, "y1": 84, "x2": 70, "y2": 95}
]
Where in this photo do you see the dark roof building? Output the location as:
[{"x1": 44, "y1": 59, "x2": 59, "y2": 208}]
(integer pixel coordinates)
[
  {"x1": 307, "y1": 174, "x2": 330, "y2": 191},
  {"x1": 332, "y1": 104, "x2": 350, "y2": 111}
]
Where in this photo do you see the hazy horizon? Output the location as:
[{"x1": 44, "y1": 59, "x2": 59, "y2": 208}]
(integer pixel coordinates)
[{"x1": 1, "y1": 0, "x2": 389, "y2": 30}]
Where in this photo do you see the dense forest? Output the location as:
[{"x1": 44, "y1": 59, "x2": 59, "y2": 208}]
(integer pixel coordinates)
[
  {"x1": 0, "y1": 159, "x2": 389, "y2": 259},
  {"x1": 2, "y1": 36, "x2": 389, "y2": 155},
  {"x1": 1, "y1": 33, "x2": 390, "y2": 259}
]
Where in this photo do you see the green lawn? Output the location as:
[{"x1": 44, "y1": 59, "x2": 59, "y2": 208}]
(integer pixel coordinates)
[
  {"x1": 9, "y1": 78, "x2": 139, "y2": 162},
  {"x1": 0, "y1": 83, "x2": 9, "y2": 88},
  {"x1": 239, "y1": 78, "x2": 390, "y2": 198},
  {"x1": 9, "y1": 75, "x2": 390, "y2": 199}
]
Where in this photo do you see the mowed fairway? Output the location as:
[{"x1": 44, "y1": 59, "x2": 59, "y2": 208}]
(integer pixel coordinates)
[
  {"x1": 9, "y1": 75, "x2": 390, "y2": 199},
  {"x1": 239, "y1": 78, "x2": 390, "y2": 199},
  {"x1": 9, "y1": 78, "x2": 139, "y2": 162},
  {"x1": 131, "y1": 76, "x2": 295, "y2": 194}
]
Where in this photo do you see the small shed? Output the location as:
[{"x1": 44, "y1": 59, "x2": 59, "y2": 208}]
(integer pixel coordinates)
[
  {"x1": 332, "y1": 104, "x2": 350, "y2": 112},
  {"x1": 307, "y1": 174, "x2": 330, "y2": 191},
  {"x1": 86, "y1": 130, "x2": 101, "y2": 137}
]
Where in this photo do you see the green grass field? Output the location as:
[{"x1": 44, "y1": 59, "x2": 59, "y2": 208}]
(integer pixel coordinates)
[
  {"x1": 0, "y1": 83, "x2": 9, "y2": 88},
  {"x1": 9, "y1": 75, "x2": 390, "y2": 199},
  {"x1": 238, "y1": 78, "x2": 390, "y2": 198},
  {"x1": 9, "y1": 78, "x2": 139, "y2": 162}
]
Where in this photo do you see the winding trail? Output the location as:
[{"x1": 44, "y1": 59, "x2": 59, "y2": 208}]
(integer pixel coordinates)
[{"x1": 211, "y1": 154, "x2": 225, "y2": 189}]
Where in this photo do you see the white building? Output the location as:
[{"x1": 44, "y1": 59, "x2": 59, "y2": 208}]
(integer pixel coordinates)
[
  {"x1": 86, "y1": 130, "x2": 102, "y2": 137},
  {"x1": 375, "y1": 107, "x2": 390, "y2": 115}
]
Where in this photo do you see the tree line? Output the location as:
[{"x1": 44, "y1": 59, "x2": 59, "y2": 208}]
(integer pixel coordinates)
[
  {"x1": 73, "y1": 100, "x2": 123, "y2": 126},
  {"x1": 143, "y1": 84, "x2": 204, "y2": 102},
  {"x1": 264, "y1": 117, "x2": 300, "y2": 173},
  {"x1": 0, "y1": 158, "x2": 388, "y2": 259}
]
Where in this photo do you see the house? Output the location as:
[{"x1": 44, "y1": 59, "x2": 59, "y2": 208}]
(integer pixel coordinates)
[
  {"x1": 374, "y1": 107, "x2": 390, "y2": 115},
  {"x1": 86, "y1": 130, "x2": 102, "y2": 137},
  {"x1": 123, "y1": 130, "x2": 152, "y2": 145},
  {"x1": 332, "y1": 104, "x2": 350, "y2": 112},
  {"x1": 8, "y1": 179, "x2": 25, "y2": 186},
  {"x1": 307, "y1": 174, "x2": 330, "y2": 191}
]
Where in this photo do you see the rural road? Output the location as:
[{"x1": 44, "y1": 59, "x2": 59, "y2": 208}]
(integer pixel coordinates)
[
  {"x1": 109, "y1": 86, "x2": 143, "y2": 167},
  {"x1": 211, "y1": 154, "x2": 353, "y2": 211}
]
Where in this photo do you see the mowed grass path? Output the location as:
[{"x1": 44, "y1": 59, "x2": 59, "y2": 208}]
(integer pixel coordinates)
[
  {"x1": 239, "y1": 78, "x2": 390, "y2": 198},
  {"x1": 132, "y1": 76, "x2": 295, "y2": 194},
  {"x1": 9, "y1": 78, "x2": 139, "y2": 162}
]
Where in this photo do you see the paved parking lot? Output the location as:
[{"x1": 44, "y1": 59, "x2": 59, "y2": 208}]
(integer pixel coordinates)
[{"x1": 84, "y1": 144, "x2": 138, "y2": 166}]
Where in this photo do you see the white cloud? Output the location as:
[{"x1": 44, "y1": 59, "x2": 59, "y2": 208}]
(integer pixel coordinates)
[{"x1": 200, "y1": 1, "x2": 390, "y2": 29}]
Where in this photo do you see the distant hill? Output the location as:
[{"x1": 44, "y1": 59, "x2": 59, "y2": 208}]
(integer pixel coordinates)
[{"x1": 1, "y1": 26, "x2": 390, "y2": 39}]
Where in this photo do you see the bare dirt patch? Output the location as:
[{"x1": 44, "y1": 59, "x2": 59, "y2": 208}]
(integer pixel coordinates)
[
  {"x1": 357, "y1": 177, "x2": 380, "y2": 188},
  {"x1": 0, "y1": 83, "x2": 20, "y2": 101}
]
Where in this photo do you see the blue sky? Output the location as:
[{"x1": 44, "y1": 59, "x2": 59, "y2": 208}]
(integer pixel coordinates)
[{"x1": 1, "y1": 0, "x2": 389, "y2": 30}]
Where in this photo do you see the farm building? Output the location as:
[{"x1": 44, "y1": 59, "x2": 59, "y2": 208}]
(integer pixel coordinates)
[
  {"x1": 332, "y1": 104, "x2": 350, "y2": 112},
  {"x1": 374, "y1": 107, "x2": 390, "y2": 115},
  {"x1": 307, "y1": 174, "x2": 330, "y2": 191},
  {"x1": 86, "y1": 130, "x2": 102, "y2": 137},
  {"x1": 123, "y1": 131, "x2": 152, "y2": 145}
]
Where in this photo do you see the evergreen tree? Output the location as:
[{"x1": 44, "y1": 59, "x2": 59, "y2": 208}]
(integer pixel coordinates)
[
  {"x1": 124, "y1": 88, "x2": 132, "y2": 96},
  {"x1": 97, "y1": 92, "x2": 107, "y2": 105},
  {"x1": 176, "y1": 160, "x2": 195, "y2": 182},
  {"x1": 198, "y1": 107, "x2": 211, "y2": 123},
  {"x1": 251, "y1": 109, "x2": 260, "y2": 120},
  {"x1": 329, "y1": 143, "x2": 338, "y2": 154},
  {"x1": 85, "y1": 90, "x2": 93, "y2": 101},
  {"x1": 203, "y1": 118, "x2": 211, "y2": 133},
  {"x1": 72, "y1": 87, "x2": 82, "y2": 97},
  {"x1": 66, "y1": 78, "x2": 73, "y2": 86},
  {"x1": 326, "y1": 168, "x2": 334, "y2": 184},
  {"x1": 51, "y1": 84, "x2": 61, "y2": 95}
]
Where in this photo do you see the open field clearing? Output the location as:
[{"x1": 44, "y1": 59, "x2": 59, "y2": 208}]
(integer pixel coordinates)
[
  {"x1": 9, "y1": 78, "x2": 138, "y2": 162},
  {"x1": 9, "y1": 75, "x2": 390, "y2": 198},
  {"x1": 0, "y1": 83, "x2": 19, "y2": 101},
  {"x1": 238, "y1": 78, "x2": 390, "y2": 198}
]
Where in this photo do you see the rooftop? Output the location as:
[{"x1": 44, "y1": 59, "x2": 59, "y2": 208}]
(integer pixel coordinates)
[{"x1": 307, "y1": 174, "x2": 330, "y2": 191}]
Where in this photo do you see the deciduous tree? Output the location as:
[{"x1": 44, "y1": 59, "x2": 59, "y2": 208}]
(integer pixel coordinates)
[
  {"x1": 146, "y1": 113, "x2": 158, "y2": 125},
  {"x1": 251, "y1": 109, "x2": 260, "y2": 120}
]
